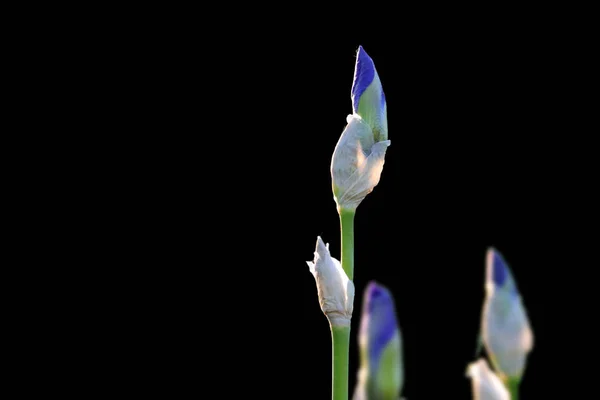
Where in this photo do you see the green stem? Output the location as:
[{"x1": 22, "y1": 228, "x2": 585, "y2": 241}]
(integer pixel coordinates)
[
  {"x1": 340, "y1": 208, "x2": 355, "y2": 280},
  {"x1": 332, "y1": 326, "x2": 350, "y2": 400},
  {"x1": 506, "y1": 378, "x2": 519, "y2": 400},
  {"x1": 330, "y1": 208, "x2": 355, "y2": 400}
]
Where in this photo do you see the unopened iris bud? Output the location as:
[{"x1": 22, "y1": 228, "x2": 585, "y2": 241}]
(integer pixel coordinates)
[
  {"x1": 481, "y1": 248, "x2": 534, "y2": 382},
  {"x1": 307, "y1": 236, "x2": 355, "y2": 327},
  {"x1": 466, "y1": 358, "x2": 510, "y2": 400},
  {"x1": 331, "y1": 46, "x2": 391, "y2": 213},
  {"x1": 353, "y1": 281, "x2": 403, "y2": 400},
  {"x1": 351, "y1": 46, "x2": 388, "y2": 142}
]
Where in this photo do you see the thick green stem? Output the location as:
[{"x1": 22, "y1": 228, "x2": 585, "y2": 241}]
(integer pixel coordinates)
[
  {"x1": 332, "y1": 326, "x2": 351, "y2": 400},
  {"x1": 340, "y1": 208, "x2": 355, "y2": 280},
  {"x1": 506, "y1": 378, "x2": 519, "y2": 400}
]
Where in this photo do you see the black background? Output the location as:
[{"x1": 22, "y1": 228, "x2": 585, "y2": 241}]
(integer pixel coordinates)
[
  {"x1": 115, "y1": 10, "x2": 597, "y2": 399},
  {"x1": 225, "y1": 32, "x2": 593, "y2": 399}
]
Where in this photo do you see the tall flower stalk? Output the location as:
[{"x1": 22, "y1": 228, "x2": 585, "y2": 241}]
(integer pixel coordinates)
[{"x1": 307, "y1": 45, "x2": 390, "y2": 400}]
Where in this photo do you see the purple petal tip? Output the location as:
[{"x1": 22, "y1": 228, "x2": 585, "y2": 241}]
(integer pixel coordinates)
[
  {"x1": 363, "y1": 280, "x2": 398, "y2": 369},
  {"x1": 487, "y1": 248, "x2": 508, "y2": 287},
  {"x1": 351, "y1": 46, "x2": 376, "y2": 112},
  {"x1": 486, "y1": 248, "x2": 518, "y2": 297}
]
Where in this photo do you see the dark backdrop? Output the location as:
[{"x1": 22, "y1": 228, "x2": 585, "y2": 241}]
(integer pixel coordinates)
[
  {"x1": 124, "y1": 12, "x2": 596, "y2": 399},
  {"x1": 224, "y1": 30, "x2": 594, "y2": 399}
]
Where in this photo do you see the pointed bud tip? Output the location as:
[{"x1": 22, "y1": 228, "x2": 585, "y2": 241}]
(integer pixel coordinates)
[
  {"x1": 364, "y1": 280, "x2": 396, "y2": 316},
  {"x1": 357, "y1": 45, "x2": 370, "y2": 62},
  {"x1": 351, "y1": 45, "x2": 376, "y2": 112},
  {"x1": 487, "y1": 247, "x2": 508, "y2": 287},
  {"x1": 365, "y1": 280, "x2": 387, "y2": 298},
  {"x1": 361, "y1": 280, "x2": 400, "y2": 374},
  {"x1": 315, "y1": 235, "x2": 326, "y2": 248}
]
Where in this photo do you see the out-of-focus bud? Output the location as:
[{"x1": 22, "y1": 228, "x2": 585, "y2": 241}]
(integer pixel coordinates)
[
  {"x1": 466, "y1": 358, "x2": 510, "y2": 400},
  {"x1": 307, "y1": 236, "x2": 355, "y2": 327},
  {"x1": 481, "y1": 248, "x2": 534, "y2": 381},
  {"x1": 353, "y1": 281, "x2": 403, "y2": 400},
  {"x1": 331, "y1": 46, "x2": 390, "y2": 213},
  {"x1": 351, "y1": 46, "x2": 388, "y2": 142}
]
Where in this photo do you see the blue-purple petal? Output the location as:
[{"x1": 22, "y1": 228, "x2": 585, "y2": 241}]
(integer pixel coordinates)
[
  {"x1": 488, "y1": 248, "x2": 519, "y2": 297},
  {"x1": 363, "y1": 281, "x2": 398, "y2": 369},
  {"x1": 351, "y1": 46, "x2": 376, "y2": 113},
  {"x1": 490, "y1": 249, "x2": 508, "y2": 286}
]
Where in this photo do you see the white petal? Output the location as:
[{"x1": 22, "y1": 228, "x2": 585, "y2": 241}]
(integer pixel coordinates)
[
  {"x1": 307, "y1": 236, "x2": 354, "y2": 326},
  {"x1": 331, "y1": 257, "x2": 354, "y2": 316},
  {"x1": 306, "y1": 261, "x2": 316, "y2": 276},
  {"x1": 352, "y1": 381, "x2": 367, "y2": 400},
  {"x1": 466, "y1": 359, "x2": 510, "y2": 400},
  {"x1": 331, "y1": 115, "x2": 390, "y2": 211}
]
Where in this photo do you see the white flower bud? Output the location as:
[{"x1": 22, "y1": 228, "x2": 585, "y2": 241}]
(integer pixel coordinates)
[
  {"x1": 466, "y1": 359, "x2": 510, "y2": 400},
  {"x1": 306, "y1": 236, "x2": 355, "y2": 327},
  {"x1": 331, "y1": 114, "x2": 390, "y2": 212}
]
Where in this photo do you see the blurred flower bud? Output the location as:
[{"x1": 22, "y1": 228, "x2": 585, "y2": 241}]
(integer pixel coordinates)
[
  {"x1": 466, "y1": 358, "x2": 510, "y2": 400},
  {"x1": 353, "y1": 281, "x2": 403, "y2": 400},
  {"x1": 307, "y1": 236, "x2": 354, "y2": 327},
  {"x1": 481, "y1": 248, "x2": 534, "y2": 381}
]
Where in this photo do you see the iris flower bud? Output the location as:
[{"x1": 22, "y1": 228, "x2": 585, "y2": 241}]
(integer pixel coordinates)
[
  {"x1": 481, "y1": 248, "x2": 534, "y2": 381},
  {"x1": 307, "y1": 236, "x2": 355, "y2": 327},
  {"x1": 353, "y1": 282, "x2": 403, "y2": 400},
  {"x1": 331, "y1": 46, "x2": 390, "y2": 212}
]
